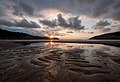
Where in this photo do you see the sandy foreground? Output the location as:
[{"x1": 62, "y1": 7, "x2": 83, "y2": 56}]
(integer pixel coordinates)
[
  {"x1": 0, "y1": 42, "x2": 23, "y2": 50},
  {"x1": 0, "y1": 40, "x2": 120, "y2": 82}
]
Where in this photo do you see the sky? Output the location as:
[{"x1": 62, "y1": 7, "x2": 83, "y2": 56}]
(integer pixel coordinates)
[{"x1": 0, "y1": 0, "x2": 120, "y2": 39}]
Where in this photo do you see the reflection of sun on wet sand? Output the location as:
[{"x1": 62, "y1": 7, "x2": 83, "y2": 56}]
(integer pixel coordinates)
[{"x1": 44, "y1": 41, "x2": 56, "y2": 48}]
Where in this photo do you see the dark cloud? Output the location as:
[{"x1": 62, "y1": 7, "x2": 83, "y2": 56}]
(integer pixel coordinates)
[
  {"x1": 79, "y1": 31, "x2": 94, "y2": 34},
  {"x1": 59, "y1": 0, "x2": 120, "y2": 21},
  {"x1": 88, "y1": 32, "x2": 94, "y2": 34},
  {"x1": 19, "y1": 0, "x2": 34, "y2": 15},
  {"x1": 40, "y1": 19, "x2": 57, "y2": 27},
  {"x1": 0, "y1": 5, "x2": 6, "y2": 17},
  {"x1": 57, "y1": 14, "x2": 69, "y2": 27},
  {"x1": 68, "y1": 16, "x2": 85, "y2": 30},
  {"x1": 77, "y1": 0, "x2": 120, "y2": 21},
  {"x1": 39, "y1": 14, "x2": 85, "y2": 30},
  {"x1": 96, "y1": 20, "x2": 110, "y2": 26},
  {"x1": 57, "y1": 14, "x2": 85, "y2": 30},
  {"x1": 0, "y1": 0, "x2": 12, "y2": 17},
  {"x1": 67, "y1": 31, "x2": 74, "y2": 33},
  {"x1": 91, "y1": 0, "x2": 114, "y2": 17},
  {"x1": 0, "y1": 0, "x2": 120, "y2": 21},
  {"x1": 13, "y1": 0, "x2": 34, "y2": 16},
  {"x1": 0, "y1": 0, "x2": 35, "y2": 17},
  {"x1": 92, "y1": 20, "x2": 111, "y2": 32},
  {"x1": 0, "y1": 18, "x2": 40, "y2": 28},
  {"x1": 0, "y1": 19, "x2": 15, "y2": 26},
  {"x1": 15, "y1": 19, "x2": 41, "y2": 28}
]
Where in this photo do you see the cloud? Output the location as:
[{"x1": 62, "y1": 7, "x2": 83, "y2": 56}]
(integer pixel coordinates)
[
  {"x1": 78, "y1": 0, "x2": 120, "y2": 21},
  {"x1": 59, "y1": 0, "x2": 120, "y2": 21},
  {"x1": 92, "y1": 20, "x2": 111, "y2": 32},
  {"x1": 0, "y1": 25, "x2": 44, "y2": 37},
  {"x1": 0, "y1": 0, "x2": 13, "y2": 17},
  {"x1": 15, "y1": 19, "x2": 41, "y2": 28},
  {"x1": 88, "y1": 32, "x2": 94, "y2": 34},
  {"x1": 57, "y1": 14, "x2": 69, "y2": 27},
  {"x1": 39, "y1": 14, "x2": 85, "y2": 30},
  {"x1": 0, "y1": 0, "x2": 36, "y2": 17},
  {"x1": 57, "y1": 14, "x2": 85, "y2": 30},
  {"x1": 96, "y1": 20, "x2": 110, "y2": 26},
  {"x1": 93, "y1": 27, "x2": 111, "y2": 32},
  {"x1": 0, "y1": 18, "x2": 41, "y2": 28},
  {"x1": 0, "y1": 19, "x2": 15, "y2": 26},
  {"x1": 0, "y1": 0, "x2": 120, "y2": 21},
  {"x1": 68, "y1": 16, "x2": 85, "y2": 30},
  {"x1": 13, "y1": 0, "x2": 34, "y2": 16},
  {"x1": 0, "y1": 4, "x2": 7, "y2": 17},
  {"x1": 67, "y1": 31, "x2": 74, "y2": 33},
  {"x1": 40, "y1": 19, "x2": 57, "y2": 27}
]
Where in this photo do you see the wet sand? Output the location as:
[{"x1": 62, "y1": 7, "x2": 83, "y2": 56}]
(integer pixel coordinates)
[
  {"x1": 0, "y1": 42, "x2": 24, "y2": 51},
  {"x1": 0, "y1": 41, "x2": 120, "y2": 82}
]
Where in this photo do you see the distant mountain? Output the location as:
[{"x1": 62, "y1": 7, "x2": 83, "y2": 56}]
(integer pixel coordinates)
[
  {"x1": 0, "y1": 28, "x2": 49, "y2": 39},
  {"x1": 90, "y1": 31, "x2": 120, "y2": 40}
]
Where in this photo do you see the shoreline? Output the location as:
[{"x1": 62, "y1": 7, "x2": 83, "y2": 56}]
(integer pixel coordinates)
[{"x1": 0, "y1": 39, "x2": 120, "y2": 47}]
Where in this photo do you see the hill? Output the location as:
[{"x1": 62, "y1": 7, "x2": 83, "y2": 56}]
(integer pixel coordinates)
[
  {"x1": 0, "y1": 28, "x2": 49, "y2": 39},
  {"x1": 90, "y1": 31, "x2": 120, "y2": 40}
]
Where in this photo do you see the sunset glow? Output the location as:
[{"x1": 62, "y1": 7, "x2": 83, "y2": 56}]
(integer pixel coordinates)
[
  {"x1": 49, "y1": 35, "x2": 55, "y2": 38},
  {"x1": 44, "y1": 33, "x2": 59, "y2": 39}
]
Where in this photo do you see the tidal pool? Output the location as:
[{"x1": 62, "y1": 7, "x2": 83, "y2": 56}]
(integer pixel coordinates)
[{"x1": 0, "y1": 42, "x2": 120, "y2": 82}]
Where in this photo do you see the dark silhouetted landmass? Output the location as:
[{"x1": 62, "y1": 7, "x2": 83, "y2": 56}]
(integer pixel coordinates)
[
  {"x1": 51, "y1": 38, "x2": 59, "y2": 40},
  {"x1": 0, "y1": 28, "x2": 50, "y2": 39},
  {"x1": 90, "y1": 31, "x2": 120, "y2": 40}
]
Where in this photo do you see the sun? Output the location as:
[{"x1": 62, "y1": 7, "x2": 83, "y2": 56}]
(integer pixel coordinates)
[
  {"x1": 44, "y1": 34, "x2": 58, "y2": 39},
  {"x1": 49, "y1": 35, "x2": 55, "y2": 39}
]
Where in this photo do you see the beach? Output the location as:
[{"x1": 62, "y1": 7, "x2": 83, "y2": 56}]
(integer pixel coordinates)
[{"x1": 0, "y1": 40, "x2": 120, "y2": 82}]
